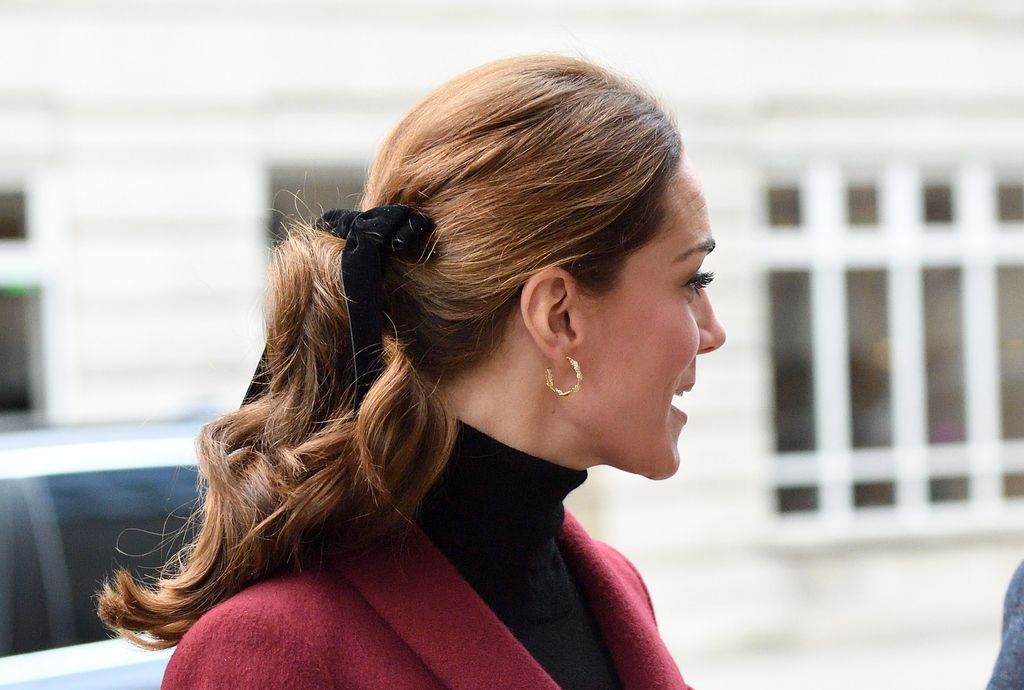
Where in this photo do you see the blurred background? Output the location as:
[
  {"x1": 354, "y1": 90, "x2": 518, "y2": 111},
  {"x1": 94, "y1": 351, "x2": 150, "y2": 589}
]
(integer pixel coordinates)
[{"x1": 1, "y1": 0, "x2": 1023, "y2": 688}]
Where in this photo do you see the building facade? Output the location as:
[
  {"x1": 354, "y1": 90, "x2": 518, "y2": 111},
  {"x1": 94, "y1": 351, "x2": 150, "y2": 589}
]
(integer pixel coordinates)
[{"x1": 1, "y1": 1, "x2": 1022, "y2": 687}]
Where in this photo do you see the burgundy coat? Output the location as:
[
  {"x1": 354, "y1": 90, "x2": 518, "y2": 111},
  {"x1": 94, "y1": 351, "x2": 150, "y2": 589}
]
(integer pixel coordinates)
[{"x1": 161, "y1": 512, "x2": 693, "y2": 689}]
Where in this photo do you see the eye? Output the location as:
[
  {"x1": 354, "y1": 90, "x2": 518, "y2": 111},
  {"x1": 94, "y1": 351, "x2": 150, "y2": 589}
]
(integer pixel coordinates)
[{"x1": 684, "y1": 270, "x2": 714, "y2": 298}]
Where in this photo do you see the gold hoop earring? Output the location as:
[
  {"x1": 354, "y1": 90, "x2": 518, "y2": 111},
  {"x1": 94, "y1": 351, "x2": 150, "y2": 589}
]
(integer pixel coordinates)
[{"x1": 545, "y1": 356, "x2": 582, "y2": 397}]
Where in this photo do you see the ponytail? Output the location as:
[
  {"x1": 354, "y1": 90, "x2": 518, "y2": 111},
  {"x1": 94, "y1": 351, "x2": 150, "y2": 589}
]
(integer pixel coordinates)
[{"x1": 97, "y1": 223, "x2": 457, "y2": 648}]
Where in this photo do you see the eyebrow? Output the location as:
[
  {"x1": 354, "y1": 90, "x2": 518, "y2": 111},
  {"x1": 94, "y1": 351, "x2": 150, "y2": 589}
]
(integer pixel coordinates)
[{"x1": 673, "y1": 238, "x2": 716, "y2": 263}]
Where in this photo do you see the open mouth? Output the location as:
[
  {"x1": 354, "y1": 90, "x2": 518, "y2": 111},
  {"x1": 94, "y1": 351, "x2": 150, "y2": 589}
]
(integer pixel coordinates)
[{"x1": 671, "y1": 383, "x2": 693, "y2": 423}]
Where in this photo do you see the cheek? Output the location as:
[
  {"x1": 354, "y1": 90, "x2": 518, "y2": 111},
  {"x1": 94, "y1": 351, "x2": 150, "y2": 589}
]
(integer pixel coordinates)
[
  {"x1": 605, "y1": 300, "x2": 700, "y2": 395},
  {"x1": 644, "y1": 303, "x2": 701, "y2": 375}
]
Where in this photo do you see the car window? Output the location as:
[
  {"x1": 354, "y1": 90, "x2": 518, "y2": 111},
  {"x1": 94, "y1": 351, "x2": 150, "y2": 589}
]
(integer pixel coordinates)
[{"x1": 0, "y1": 466, "x2": 199, "y2": 657}]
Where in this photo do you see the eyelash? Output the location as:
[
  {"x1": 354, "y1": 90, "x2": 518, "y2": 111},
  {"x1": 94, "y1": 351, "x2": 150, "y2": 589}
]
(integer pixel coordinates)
[{"x1": 686, "y1": 271, "x2": 715, "y2": 292}]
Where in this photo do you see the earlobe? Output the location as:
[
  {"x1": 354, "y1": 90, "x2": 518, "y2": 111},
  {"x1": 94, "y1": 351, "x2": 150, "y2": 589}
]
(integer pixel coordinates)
[{"x1": 519, "y1": 267, "x2": 583, "y2": 358}]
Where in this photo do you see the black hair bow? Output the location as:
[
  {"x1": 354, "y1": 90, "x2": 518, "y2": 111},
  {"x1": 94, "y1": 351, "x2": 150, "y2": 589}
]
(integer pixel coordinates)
[{"x1": 242, "y1": 204, "x2": 434, "y2": 413}]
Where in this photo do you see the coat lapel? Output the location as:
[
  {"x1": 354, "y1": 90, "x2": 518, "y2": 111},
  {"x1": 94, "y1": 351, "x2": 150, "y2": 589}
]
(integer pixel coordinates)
[
  {"x1": 558, "y1": 512, "x2": 692, "y2": 690},
  {"x1": 336, "y1": 513, "x2": 690, "y2": 690},
  {"x1": 334, "y1": 527, "x2": 560, "y2": 690}
]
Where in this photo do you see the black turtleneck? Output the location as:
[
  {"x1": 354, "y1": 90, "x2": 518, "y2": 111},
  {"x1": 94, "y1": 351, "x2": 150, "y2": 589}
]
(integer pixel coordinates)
[{"x1": 417, "y1": 420, "x2": 623, "y2": 690}]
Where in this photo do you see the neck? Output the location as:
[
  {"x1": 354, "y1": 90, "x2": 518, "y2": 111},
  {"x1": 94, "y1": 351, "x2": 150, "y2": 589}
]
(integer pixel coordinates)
[
  {"x1": 418, "y1": 419, "x2": 588, "y2": 563},
  {"x1": 416, "y1": 419, "x2": 594, "y2": 631},
  {"x1": 439, "y1": 330, "x2": 593, "y2": 473}
]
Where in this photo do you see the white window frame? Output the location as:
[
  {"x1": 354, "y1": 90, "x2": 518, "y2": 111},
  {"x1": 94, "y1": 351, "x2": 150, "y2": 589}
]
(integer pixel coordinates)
[
  {"x1": 0, "y1": 168, "x2": 71, "y2": 427},
  {"x1": 762, "y1": 161, "x2": 1024, "y2": 534}
]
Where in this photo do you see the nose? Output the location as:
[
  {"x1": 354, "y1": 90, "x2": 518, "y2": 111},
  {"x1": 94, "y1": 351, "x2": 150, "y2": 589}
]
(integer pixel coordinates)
[{"x1": 697, "y1": 294, "x2": 726, "y2": 355}]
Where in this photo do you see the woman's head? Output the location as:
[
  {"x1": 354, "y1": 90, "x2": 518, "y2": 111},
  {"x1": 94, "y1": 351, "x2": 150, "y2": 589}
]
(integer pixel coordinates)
[
  {"x1": 362, "y1": 55, "x2": 684, "y2": 379},
  {"x1": 523, "y1": 156, "x2": 725, "y2": 480},
  {"x1": 365, "y1": 55, "x2": 723, "y2": 480},
  {"x1": 97, "y1": 54, "x2": 712, "y2": 648},
  {"x1": 441, "y1": 154, "x2": 725, "y2": 481}
]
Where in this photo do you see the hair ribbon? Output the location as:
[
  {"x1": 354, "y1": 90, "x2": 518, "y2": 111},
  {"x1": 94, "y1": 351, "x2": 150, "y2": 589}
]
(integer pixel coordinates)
[{"x1": 242, "y1": 204, "x2": 435, "y2": 412}]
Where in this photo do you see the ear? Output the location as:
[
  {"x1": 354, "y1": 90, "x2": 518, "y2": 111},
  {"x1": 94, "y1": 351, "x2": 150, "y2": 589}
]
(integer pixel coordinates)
[{"x1": 518, "y1": 266, "x2": 587, "y2": 360}]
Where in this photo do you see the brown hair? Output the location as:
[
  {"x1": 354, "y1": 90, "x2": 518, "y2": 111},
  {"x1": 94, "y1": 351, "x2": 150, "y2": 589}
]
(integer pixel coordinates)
[{"x1": 97, "y1": 54, "x2": 681, "y2": 648}]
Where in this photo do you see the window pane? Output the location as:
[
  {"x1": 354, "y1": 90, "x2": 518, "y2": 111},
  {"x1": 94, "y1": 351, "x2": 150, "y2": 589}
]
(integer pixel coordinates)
[
  {"x1": 268, "y1": 168, "x2": 366, "y2": 246},
  {"x1": 777, "y1": 486, "x2": 818, "y2": 513},
  {"x1": 1004, "y1": 473, "x2": 1024, "y2": 498},
  {"x1": 2, "y1": 478, "x2": 53, "y2": 654},
  {"x1": 923, "y1": 182, "x2": 953, "y2": 225},
  {"x1": 998, "y1": 182, "x2": 1024, "y2": 223},
  {"x1": 847, "y1": 270, "x2": 892, "y2": 448},
  {"x1": 767, "y1": 186, "x2": 801, "y2": 227},
  {"x1": 929, "y1": 476, "x2": 969, "y2": 503},
  {"x1": 0, "y1": 289, "x2": 40, "y2": 424},
  {"x1": 999, "y1": 267, "x2": 1024, "y2": 439},
  {"x1": 770, "y1": 272, "x2": 816, "y2": 451},
  {"x1": 0, "y1": 192, "x2": 25, "y2": 240},
  {"x1": 847, "y1": 184, "x2": 878, "y2": 226},
  {"x1": 923, "y1": 269, "x2": 966, "y2": 443},
  {"x1": 853, "y1": 481, "x2": 895, "y2": 507},
  {"x1": 46, "y1": 467, "x2": 199, "y2": 646}
]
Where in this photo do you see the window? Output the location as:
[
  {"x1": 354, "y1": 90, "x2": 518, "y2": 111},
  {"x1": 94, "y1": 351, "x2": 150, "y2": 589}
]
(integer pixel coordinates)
[
  {"x1": 0, "y1": 187, "x2": 43, "y2": 431},
  {"x1": 0, "y1": 192, "x2": 26, "y2": 240},
  {"x1": 999, "y1": 267, "x2": 1024, "y2": 441},
  {"x1": 846, "y1": 181, "x2": 879, "y2": 227},
  {"x1": 267, "y1": 167, "x2": 366, "y2": 246},
  {"x1": 998, "y1": 179, "x2": 1024, "y2": 224},
  {"x1": 846, "y1": 270, "x2": 892, "y2": 449},
  {"x1": 765, "y1": 163, "x2": 1024, "y2": 520},
  {"x1": 0, "y1": 289, "x2": 40, "y2": 417},
  {"x1": 923, "y1": 177, "x2": 954, "y2": 226},
  {"x1": 770, "y1": 272, "x2": 815, "y2": 453},
  {"x1": 766, "y1": 183, "x2": 801, "y2": 228},
  {"x1": 923, "y1": 268, "x2": 965, "y2": 444},
  {"x1": 0, "y1": 465, "x2": 198, "y2": 655}
]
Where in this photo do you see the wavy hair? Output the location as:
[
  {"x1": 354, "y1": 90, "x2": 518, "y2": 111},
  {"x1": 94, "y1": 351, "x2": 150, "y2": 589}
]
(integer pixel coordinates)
[{"x1": 97, "y1": 54, "x2": 681, "y2": 648}]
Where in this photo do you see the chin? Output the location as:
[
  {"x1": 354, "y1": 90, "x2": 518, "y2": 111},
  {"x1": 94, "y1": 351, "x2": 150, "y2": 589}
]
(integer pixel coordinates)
[
  {"x1": 634, "y1": 450, "x2": 681, "y2": 481},
  {"x1": 644, "y1": 462, "x2": 680, "y2": 481},
  {"x1": 603, "y1": 448, "x2": 679, "y2": 479}
]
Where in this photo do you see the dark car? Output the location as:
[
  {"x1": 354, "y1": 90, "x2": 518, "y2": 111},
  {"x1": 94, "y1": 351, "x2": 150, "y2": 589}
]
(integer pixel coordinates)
[{"x1": 0, "y1": 421, "x2": 203, "y2": 688}]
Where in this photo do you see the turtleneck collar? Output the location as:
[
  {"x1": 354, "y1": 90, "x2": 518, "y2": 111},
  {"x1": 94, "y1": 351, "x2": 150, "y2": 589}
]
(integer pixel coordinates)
[
  {"x1": 416, "y1": 421, "x2": 623, "y2": 688},
  {"x1": 417, "y1": 419, "x2": 588, "y2": 565}
]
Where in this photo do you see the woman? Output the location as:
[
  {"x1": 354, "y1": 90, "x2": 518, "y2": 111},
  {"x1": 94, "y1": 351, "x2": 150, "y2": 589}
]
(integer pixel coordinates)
[{"x1": 98, "y1": 54, "x2": 725, "y2": 689}]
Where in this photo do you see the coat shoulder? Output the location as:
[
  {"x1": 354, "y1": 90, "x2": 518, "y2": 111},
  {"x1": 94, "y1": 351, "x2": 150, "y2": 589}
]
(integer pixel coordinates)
[
  {"x1": 162, "y1": 570, "x2": 353, "y2": 690},
  {"x1": 590, "y1": 539, "x2": 658, "y2": 620},
  {"x1": 162, "y1": 567, "x2": 435, "y2": 690}
]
